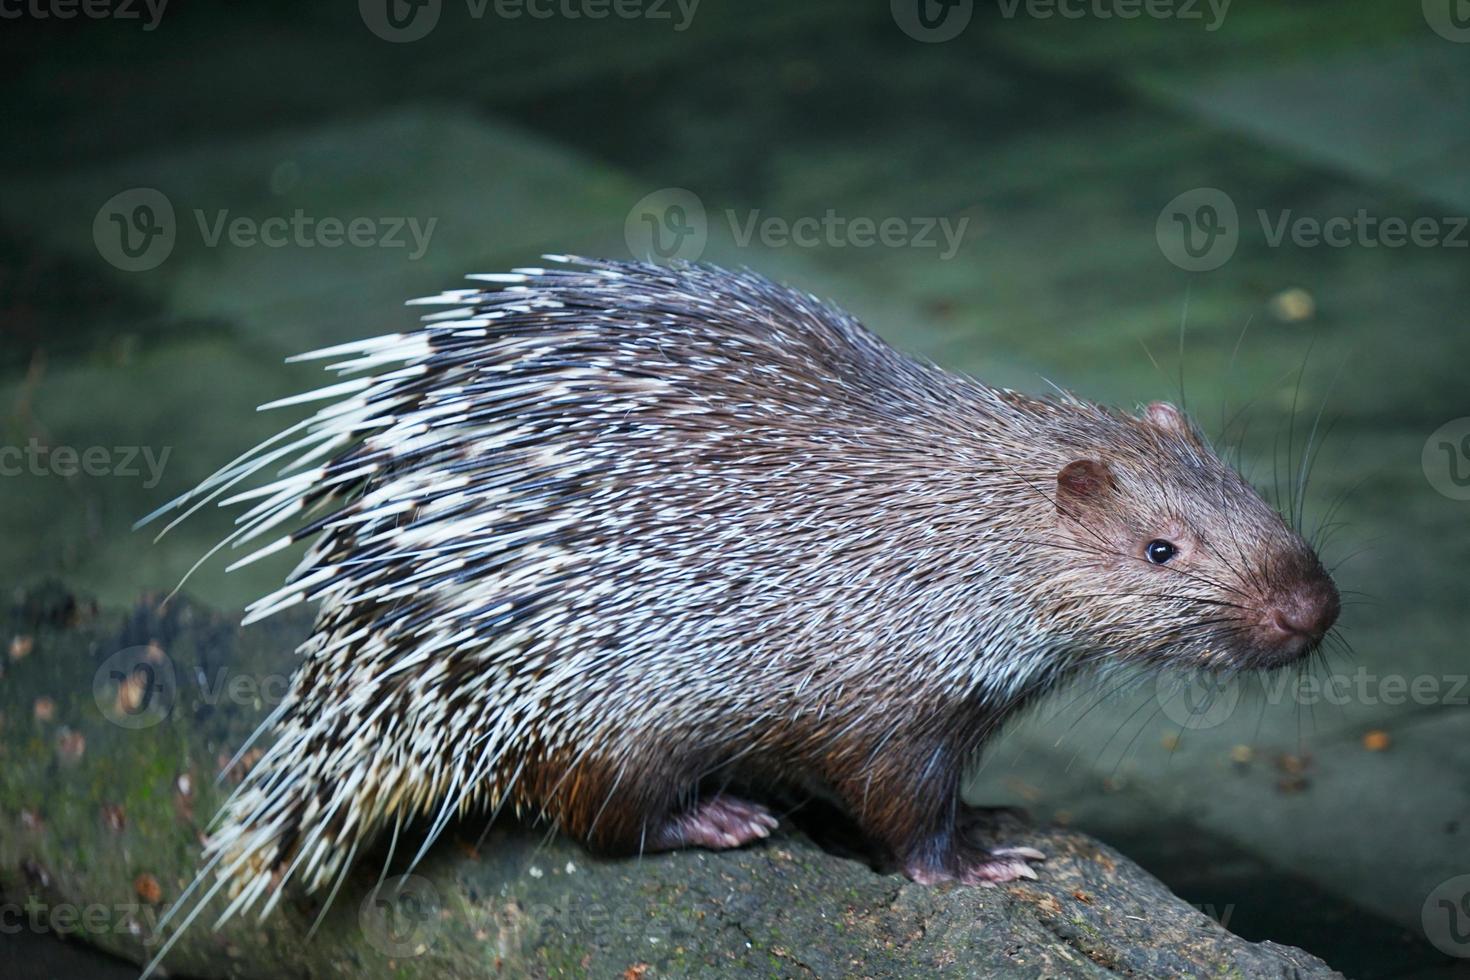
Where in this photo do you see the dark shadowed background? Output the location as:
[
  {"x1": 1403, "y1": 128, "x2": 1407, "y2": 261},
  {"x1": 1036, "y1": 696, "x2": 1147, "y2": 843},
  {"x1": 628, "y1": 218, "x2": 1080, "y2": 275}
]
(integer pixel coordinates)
[{"x1": 2, "y1": 1, "x2": 1469, "y2": 976}]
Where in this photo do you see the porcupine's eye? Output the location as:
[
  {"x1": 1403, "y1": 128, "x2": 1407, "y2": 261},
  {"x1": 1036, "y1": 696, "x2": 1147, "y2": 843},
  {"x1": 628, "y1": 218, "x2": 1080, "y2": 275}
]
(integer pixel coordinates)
[{"x1": 1145, "y1": 539, "x2": 1178, "y2": 565}]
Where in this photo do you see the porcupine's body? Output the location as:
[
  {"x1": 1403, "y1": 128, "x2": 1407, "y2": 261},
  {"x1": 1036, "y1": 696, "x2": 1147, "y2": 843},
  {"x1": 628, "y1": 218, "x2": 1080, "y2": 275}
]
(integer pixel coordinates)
[{"x1": 145, "y1": 257, "x2": 1339, "y2": 934}]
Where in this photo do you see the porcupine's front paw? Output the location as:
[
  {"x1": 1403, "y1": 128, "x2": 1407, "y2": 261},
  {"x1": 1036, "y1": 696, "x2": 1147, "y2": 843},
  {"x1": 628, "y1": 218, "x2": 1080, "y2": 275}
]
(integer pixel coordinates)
[{"x1": 650, "y1": 794, "x2": 779, "y2": 851}]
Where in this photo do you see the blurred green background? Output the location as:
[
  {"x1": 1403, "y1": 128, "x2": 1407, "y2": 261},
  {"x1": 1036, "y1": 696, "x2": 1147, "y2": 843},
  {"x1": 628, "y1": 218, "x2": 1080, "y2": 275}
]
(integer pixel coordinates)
[{"x1": 2, "y1": 1, "x2": 1468, "y2": 976}]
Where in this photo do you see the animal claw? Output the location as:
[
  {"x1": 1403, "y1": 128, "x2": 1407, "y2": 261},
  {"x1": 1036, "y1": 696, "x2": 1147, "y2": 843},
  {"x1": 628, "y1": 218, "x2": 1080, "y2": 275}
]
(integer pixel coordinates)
[
  {"x1": 652, "y1": 794, "x2": 778, "y2": 852},
  {"x1": 958, "y1": 845, "x2": 1046, "y2": 885}
]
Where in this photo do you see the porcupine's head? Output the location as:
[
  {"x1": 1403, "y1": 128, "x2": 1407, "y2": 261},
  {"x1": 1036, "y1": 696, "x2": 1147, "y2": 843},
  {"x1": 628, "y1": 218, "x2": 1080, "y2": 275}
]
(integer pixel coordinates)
[{"x1": 1036, "y1": 398, "x2": 1338, "y2": 673}]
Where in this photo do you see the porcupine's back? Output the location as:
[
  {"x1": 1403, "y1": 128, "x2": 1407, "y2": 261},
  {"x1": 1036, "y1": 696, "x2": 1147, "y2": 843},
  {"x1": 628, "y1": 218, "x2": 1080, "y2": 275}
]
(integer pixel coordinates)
[{"x1": 144, "y1": 257, "x2": 1055, "y2": 939}]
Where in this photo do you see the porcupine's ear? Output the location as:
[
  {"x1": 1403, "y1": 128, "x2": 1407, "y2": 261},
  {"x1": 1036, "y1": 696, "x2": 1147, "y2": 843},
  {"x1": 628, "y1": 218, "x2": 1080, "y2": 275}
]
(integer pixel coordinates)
[
  {"x1": 1143, "y1": 401, "x2": 1187, "y2": 429},
  {"x1": 1143, "y1": 401, "x2": 1206, "y2": 446},
  {"x1": 1055, "y1": 459, "x2": 1116, "y2": 520}
]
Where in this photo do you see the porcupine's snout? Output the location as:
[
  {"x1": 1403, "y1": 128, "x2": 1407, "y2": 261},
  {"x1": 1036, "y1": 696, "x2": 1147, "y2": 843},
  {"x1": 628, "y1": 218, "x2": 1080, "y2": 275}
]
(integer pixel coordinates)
[{"x1": 1256, "y1": 573, "x2": 1340, "y2": 661}]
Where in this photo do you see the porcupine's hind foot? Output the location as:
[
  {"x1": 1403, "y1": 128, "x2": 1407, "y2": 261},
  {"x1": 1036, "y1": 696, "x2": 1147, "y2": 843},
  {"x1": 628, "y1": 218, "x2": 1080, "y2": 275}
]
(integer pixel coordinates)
[
  {"x1": 649, "y1": 794, "x2": 779, "y2": 851},
  {"x1": 958, "y1": 803, "x2": 1045, "y2": 885},
  {"x1": 902, "y1": 844, "x2": 1047, "y2": 886},
  {"x1": 901, "y1": 806, "x2": 1046, "y2": 886}
]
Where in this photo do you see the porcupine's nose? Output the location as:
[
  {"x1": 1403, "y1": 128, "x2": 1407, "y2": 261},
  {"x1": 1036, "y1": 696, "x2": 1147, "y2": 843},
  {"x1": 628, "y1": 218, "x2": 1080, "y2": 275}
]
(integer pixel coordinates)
[{"x1": 1262, "y1": 577, "x2": 1340, "y2": 656}]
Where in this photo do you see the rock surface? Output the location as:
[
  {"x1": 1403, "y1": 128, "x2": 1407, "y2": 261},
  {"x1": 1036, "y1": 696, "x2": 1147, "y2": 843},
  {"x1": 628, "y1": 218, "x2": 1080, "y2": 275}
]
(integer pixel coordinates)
[{"x1": 0, "y1": 585, "x2": 1343, "y2": 979}]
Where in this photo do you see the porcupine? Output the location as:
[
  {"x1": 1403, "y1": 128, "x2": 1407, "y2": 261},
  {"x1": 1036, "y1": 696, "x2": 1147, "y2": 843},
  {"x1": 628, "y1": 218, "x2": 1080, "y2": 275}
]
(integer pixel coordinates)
[{"x1": 141, "y1": 256, "x2": 1339, "y2": 959}]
